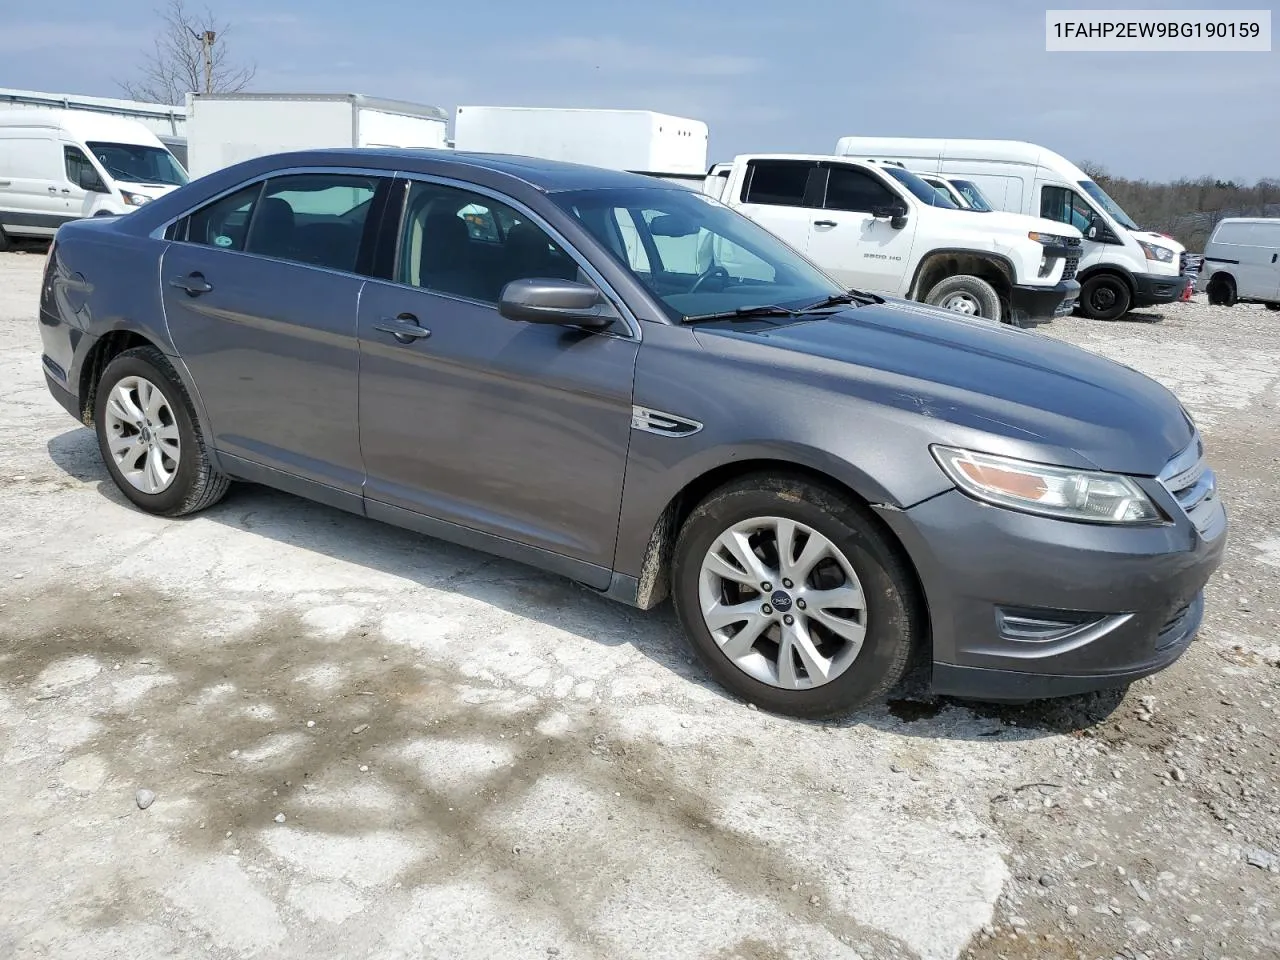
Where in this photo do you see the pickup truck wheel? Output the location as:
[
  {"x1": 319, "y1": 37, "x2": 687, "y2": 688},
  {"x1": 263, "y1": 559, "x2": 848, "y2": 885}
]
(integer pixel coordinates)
[
  {"x1": 1079, "y1": 274, "x2": 1132, "y2": 321},
  {"x1": 924, "y1": 275, "x2": 1002, "y2": 322},
  {"x1": 94, "y1": 346, "x2": 231, "y2": 517},
  {"x1": 671, "y1": 475, "x2": 922, "y2": 718},
  {"x1": 1266, "y1": 303, "x2": 1280, "y2": 311}
]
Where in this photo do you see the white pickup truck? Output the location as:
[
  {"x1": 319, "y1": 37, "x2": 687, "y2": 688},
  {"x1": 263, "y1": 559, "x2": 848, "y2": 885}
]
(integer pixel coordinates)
[{"x1": 704, "y1": 154, "x2": 1083, "y2": 326}]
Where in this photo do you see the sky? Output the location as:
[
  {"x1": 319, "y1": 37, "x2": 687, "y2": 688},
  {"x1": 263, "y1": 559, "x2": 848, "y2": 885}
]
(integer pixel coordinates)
[{"x1": 2, "y1": 0, "x2": 1276, "y2": 183}]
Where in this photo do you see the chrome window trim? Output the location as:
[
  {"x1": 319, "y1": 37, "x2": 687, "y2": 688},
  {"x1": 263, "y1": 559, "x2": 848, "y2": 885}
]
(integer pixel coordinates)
[
  {"x1": 389, "y1": 171, "x2": 642, "y2": 342},
  {"x1": 148, "y1": 165, "x2": 391, "y2": 240}
]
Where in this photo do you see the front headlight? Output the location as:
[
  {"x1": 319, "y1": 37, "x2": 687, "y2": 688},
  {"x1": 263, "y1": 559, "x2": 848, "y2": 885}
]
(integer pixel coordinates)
[
  {"x1": 931, "y1": 446, "x2": 1164, "y2": 524},
  {"x1": 1027, "y1": 232, "x2": 1071, "y2": 246},
  {"x1": 120, "y1": 191, "x2": 151, "y2": 207},
  {"x1": 1137, "y1": 240, "x2": 1175, "y2": 263}
]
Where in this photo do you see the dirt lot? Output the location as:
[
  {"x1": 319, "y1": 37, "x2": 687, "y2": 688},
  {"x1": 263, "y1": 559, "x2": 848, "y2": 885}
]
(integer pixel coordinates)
[{"x1": 0, "y1": 247, "x2": 1276, "y2": 960}]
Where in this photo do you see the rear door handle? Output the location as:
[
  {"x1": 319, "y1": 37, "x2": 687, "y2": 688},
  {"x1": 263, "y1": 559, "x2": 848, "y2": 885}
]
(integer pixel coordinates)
[
  {"x1": 374, "y1": 313, "x2": 431, "y2": 343},
  {"x1": 169, "y1": 273, "x2": 214, "y2": 296},
  {"x1": 1273, "y1": 253, "x2": 1277, "y2": 263},
  {"x1": 813, "y1": 219, "x2": 838, "y2": 227},
  {"x1": 48, "y1": 186, "x2": 59, "y2": 193}
]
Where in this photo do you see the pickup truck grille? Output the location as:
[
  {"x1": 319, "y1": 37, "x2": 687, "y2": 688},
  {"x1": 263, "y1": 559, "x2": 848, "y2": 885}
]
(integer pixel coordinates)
[{"x1": 1062, "y1": 237, "x2": 1082, "y2": 281}]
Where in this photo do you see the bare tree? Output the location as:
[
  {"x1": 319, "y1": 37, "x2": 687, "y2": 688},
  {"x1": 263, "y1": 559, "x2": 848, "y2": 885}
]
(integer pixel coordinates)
[{"x1": 119, "y1": 0, "x2": 256, "y2": 105}]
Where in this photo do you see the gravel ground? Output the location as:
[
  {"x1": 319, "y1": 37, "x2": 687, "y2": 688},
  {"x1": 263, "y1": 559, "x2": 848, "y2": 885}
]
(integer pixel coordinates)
[{"x1": 0, "y1": 247, "x2": 1276, "y2": 960}]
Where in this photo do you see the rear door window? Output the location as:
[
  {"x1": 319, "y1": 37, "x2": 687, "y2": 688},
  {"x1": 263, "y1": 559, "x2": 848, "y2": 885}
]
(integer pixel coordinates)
[
  {"x1": 245, "y1": 174, "x2": 381, "y2": 273},
  {"x1": 741, "y1": 160, "x2": 818, "y2": 207}
]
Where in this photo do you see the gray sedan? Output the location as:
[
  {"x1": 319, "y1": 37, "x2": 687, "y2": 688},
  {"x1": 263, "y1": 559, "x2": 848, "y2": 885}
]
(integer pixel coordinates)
[{"x1": 37, "y1": 148, "x2": 1226, "y2": 717}]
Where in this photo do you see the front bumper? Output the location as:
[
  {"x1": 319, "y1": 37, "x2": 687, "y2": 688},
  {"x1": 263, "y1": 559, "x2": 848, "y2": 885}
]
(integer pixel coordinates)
[
  {"x1": 1132, "y1": 270, "x2": 1186, "y2": 308},
  {"x1": 1009, "y1": 278, "x2": 1080, "y2": 326},
  {"x1": 874, "y1": 480, "x2": 1227, "y2": 702}
]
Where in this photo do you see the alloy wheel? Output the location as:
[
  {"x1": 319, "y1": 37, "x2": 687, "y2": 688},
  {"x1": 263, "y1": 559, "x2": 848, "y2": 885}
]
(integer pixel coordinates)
[
  {"x1": 697, "y1": 516, "x2": 867, "y2": 690},
  {"x1": 103, "y1": 376, "x2": 181, "y2": 494}
]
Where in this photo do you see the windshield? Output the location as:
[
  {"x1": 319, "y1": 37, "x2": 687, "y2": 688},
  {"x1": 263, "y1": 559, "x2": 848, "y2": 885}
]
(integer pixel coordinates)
[
  {"x1": 552, "y1": 187, "x2": 841, "y2": 322},
  {"x1": 949, "y1": 179, "x2": 993, "y2": 212},
  {"x1": 1078, "y1": 180, "x2": 1139, "y2": 230},
  {"x1": 882, "y1": 166, "x2": 959, "y2": 208},
  {"x1": 87, "y1": 141, "x2": 188, "y2": 187}
]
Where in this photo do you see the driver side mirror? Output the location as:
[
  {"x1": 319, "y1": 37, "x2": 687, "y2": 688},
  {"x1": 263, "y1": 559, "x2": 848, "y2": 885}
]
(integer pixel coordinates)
[
  {"x1": 872, "y1": 200, "x2": 910, "y2": 230},
  {"x1": 1087, "y1": 222, "x2": 1099, "y2": 240},
  {"x1": 498, "y1": 278, "x2": 614, "y2": 329}
]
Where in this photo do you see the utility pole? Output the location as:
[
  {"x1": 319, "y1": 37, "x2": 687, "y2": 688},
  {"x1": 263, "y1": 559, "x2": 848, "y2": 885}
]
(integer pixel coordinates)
[{"x1": 190, "y1": 28, "x2": 216, "y2": 92}]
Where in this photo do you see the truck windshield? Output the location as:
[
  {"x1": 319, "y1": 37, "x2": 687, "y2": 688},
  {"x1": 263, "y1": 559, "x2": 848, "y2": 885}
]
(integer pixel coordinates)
[
  {"x1": 553, "y1": 187, "x2": 841, "y2": 323},
  {"x1": 881, "y1": 166, "x2": 959, "y2": 208},
  {"x1": 87, "y1": 141, "x2": 189, "y2": 187},
  {"x1": 949, "y1": 179, "x2": 993, "y2": 212},
  {"x1": 1078, "y1": 180, "x2": 1139, "y2": 231}
]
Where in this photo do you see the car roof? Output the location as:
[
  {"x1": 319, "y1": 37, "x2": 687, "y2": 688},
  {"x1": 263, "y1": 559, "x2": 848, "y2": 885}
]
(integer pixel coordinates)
[{"x1": 291, "y1": 147, "x2": 681, "y2": 193}]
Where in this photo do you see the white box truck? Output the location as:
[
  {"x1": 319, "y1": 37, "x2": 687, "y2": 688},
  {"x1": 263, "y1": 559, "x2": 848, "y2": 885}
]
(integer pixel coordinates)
[
  {"x1": 185, "y1": 92, "x2": 449, "y2": 179},
  {"x1": 833, "y1": 137, "x2": 1189, "y2": 321},
  {"x1": 453, "y1": 106, "x2": 708, "y2": 176}
]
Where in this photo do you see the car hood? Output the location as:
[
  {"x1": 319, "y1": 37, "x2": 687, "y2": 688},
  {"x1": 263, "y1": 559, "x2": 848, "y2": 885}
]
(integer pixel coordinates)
[{"x1": 694, "y1": 303, "x2": 1192, "y2": 476}]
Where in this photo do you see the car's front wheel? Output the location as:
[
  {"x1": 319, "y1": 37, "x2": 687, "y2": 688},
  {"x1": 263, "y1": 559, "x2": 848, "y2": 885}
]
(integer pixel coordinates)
[
  {"x1": 1079, "y1": 273, "x2": 1132, "y2": 321},
  {"x1": 94, "y1": 346, "x2": 230, "y2": 516},
  {"x1": 671, "y1": 475, "x2": 922, "y2": 718},
  {"x1": 924, "y1": 274, "x2": 1002, "y2": 322}
]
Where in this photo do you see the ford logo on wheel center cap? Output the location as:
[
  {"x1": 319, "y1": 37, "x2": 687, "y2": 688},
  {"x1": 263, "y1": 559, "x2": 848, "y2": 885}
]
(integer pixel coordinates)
[{"x1": 770, "y1": 590, "x2": 793, "y2": 613}]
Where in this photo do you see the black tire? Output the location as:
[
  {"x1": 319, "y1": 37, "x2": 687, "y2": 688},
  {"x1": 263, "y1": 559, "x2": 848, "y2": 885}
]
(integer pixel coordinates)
[
  {"x1": 924, "y1": 274, "x2": 1002, "y2": 322},
  {"x1": 671, "y1": 473, "x2": 924, "y2": 718},
  {"x1": 1078, "y1": 273, "x2": 1132, "y2": 321},
  {"x1": 0, "y1": 225, "x2": 10, "y2": 252},
  {"x1": 1206, "y1": 275, "x2": 1237, "y2": 307},
  {"x1": 1265, "y1": 303, "x2": 1279, "y2": 312},
  {"x1": 94, "y1": 346, "x2": 230, "y2": 516}
]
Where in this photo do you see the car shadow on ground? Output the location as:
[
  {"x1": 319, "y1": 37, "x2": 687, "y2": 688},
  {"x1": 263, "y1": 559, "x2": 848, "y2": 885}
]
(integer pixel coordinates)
[{"x1": 47, "y1": 426, "x2": 1128, "y2": 741}]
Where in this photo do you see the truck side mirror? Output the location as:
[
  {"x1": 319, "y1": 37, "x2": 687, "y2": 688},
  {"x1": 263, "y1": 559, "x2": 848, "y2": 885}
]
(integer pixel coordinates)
[{"x1": 872, "y1": 200, "x2": 910, "y2": 230}]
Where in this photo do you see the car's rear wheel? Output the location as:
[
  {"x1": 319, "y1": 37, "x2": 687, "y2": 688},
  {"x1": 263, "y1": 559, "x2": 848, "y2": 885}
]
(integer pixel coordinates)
[
  {"x1": 924, "y1": 274, "x2": 1002, "y2": 322},
  {"x1": 1079, "y1": 273, "x2": 1132, "y2": 321},
  {"x1": 94, "y1": 346, "x2": 230, "y2": 516},
  {"x1": 671, "y1": 474, "x2": 922, "y2": 718},
  {"x1": 1265, "y1": 303, "x2": 1279, "y2": 312}
]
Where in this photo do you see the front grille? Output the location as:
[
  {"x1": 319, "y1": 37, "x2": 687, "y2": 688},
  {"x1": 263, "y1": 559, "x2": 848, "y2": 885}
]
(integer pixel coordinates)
[
  {"x1": 1061, "y1": 236, "x2": 1082, "y2": 281},
  {"x1": 1158, "y1": 437, "x2": 1222, "y2": 537}
]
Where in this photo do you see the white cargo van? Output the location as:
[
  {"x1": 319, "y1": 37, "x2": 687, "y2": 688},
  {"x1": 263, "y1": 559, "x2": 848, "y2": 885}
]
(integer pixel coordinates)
[
  {"x1": 453, "y1": 107, "x2": 708, "y2": 177},
  {"x1": 833, "y1": 137, "x2": 1188, "y2": 321},
  {"x1": 1197, "y1": 218, "x2": 1280, "y2": 309},
  {"x1": 0, "y1": 109, "x2": 187, "y2": 247},
  {"x1": 711, "y1": 153, "x2": 1082, "y2": 326},
  {"x1": 185, "y1": 93, "x2": 449, "y2": 179}
]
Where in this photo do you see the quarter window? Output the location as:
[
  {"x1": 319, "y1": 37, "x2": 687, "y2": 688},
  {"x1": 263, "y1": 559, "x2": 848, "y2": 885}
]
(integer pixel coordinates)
[
  {"x1": 824, "y1": 165, "x2": 897, "y2": 213},
  {"x1": 398, "y1": 181, "x2": 579, "y2": 303},
  {"x1": 181, "y1": 184, "x2": 263, "y2": 251},
  {"x1": 742, "y1": 160, "x2": 816, "y2": 207}
]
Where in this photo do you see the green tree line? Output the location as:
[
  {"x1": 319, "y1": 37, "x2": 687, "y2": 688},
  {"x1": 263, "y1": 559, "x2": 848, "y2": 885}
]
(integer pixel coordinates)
[{"x1": 1080, "y1": 161, "x2": 1280, "y2": 252}]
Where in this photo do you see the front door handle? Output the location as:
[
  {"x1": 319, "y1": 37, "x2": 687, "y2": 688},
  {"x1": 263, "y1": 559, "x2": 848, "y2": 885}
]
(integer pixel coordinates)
[
  {"x1": 813, "y1": 219, "x2": 838, "y2": 227},
  {"x1": 169, "y1": 273, "x2": 214, "y2": 296},
  {"x1": 374, "y1": 313, "x2": 431, "y2": 343},
  {"x1": 60, "y1": 188, "x2": 71, "y2": 195},
  {"x1": 1273, "y1": 253, "x2": 1277, "y2": 264}
]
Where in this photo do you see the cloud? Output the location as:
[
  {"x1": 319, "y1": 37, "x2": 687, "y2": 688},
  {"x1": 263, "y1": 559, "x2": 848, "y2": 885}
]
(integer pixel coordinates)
[{"x1": 518, "y1": 36, "x2": 761, "y2": 78}]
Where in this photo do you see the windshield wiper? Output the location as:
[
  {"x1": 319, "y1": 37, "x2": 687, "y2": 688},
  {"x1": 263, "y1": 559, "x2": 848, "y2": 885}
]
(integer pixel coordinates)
[
  {"x1": 679, "y1": 304, "x2": 800, "y2": 324},
  {"x1": 798, "y1": 288, "x2": 885, "y2": 312}
]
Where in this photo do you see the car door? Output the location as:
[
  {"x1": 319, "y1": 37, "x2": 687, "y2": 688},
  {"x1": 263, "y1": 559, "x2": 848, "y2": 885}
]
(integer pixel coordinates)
[
  {"x1": 160, "y1": 170, "x2": 389, "y2": 501},
  {"x1": 733, "y1": 158, "x2": 820, "y2": 254},
  {"x1": 806, "y1": 162, "x2": 918, "y2": 294},
  {"x1": 61, "y1": 144, "x2": 110, "y2": 219},
  {"x1": 356, "y1": 177, "x2": 640, "y2": 583}
]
